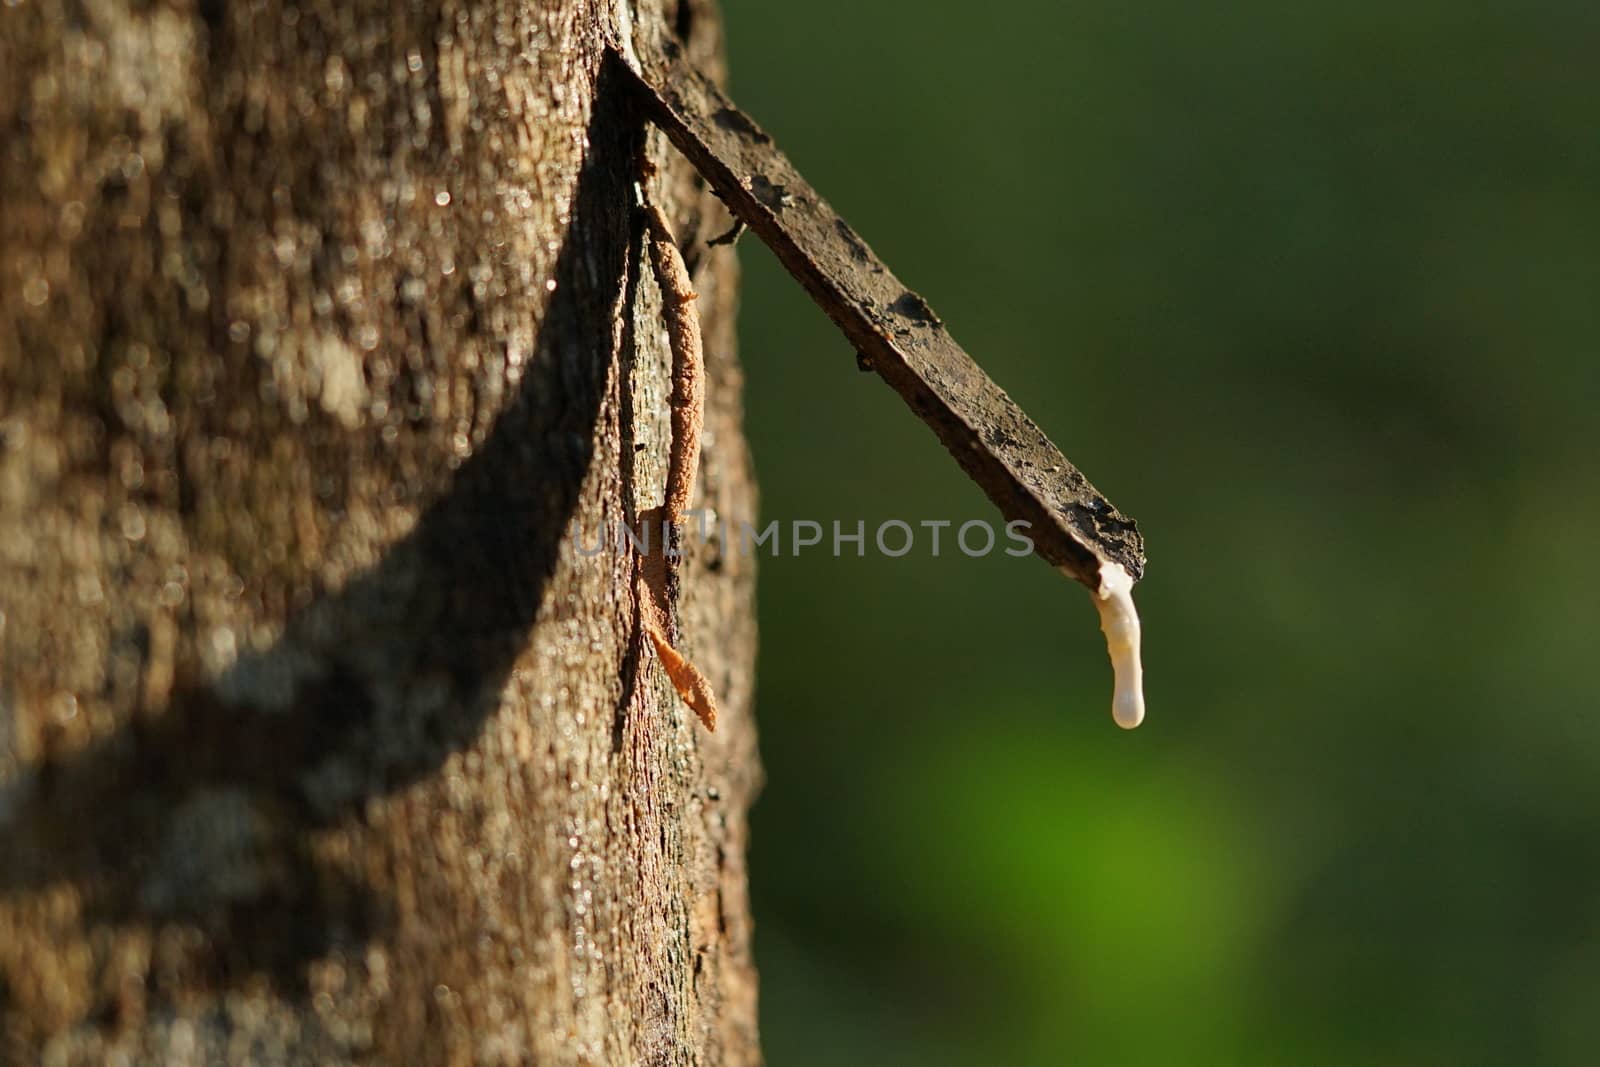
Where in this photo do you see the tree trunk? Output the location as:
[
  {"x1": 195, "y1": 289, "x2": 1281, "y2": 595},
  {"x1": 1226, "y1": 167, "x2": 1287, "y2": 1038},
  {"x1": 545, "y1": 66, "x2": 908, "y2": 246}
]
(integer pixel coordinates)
[{"x1": 0, "y1": 1, "x2": 760, "y2": 1063}]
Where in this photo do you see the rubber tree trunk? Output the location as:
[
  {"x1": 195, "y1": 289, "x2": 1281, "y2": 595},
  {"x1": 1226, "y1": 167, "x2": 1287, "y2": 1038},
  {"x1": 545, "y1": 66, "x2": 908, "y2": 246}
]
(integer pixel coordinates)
[{"x1": 0, "y1": 1, "x2": 761, "y2": 1062}]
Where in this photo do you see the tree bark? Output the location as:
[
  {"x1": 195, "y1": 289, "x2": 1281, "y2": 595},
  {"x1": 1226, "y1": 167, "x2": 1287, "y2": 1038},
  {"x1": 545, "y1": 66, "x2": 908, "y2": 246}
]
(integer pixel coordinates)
[{"x1": 0, "y1": 1, "x2": 760, "y2": 1063}]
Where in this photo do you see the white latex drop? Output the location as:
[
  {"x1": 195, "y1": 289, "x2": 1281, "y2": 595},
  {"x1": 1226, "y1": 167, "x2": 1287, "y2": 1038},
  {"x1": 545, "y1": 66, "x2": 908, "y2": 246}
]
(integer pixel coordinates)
[{"x1": 1093, "y1": 561, "x2": 1145, "y2": 729}]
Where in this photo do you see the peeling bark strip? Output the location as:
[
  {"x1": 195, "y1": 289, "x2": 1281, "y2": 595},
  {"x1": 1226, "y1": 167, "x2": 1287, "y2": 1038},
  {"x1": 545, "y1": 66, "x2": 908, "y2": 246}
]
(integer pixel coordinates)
[
  {"x1": 638, "y1": 202, "x2": 720, "y2": 730},
  {"x1": 610, "y1": 40, "x2": 1145, "y2": 591}
]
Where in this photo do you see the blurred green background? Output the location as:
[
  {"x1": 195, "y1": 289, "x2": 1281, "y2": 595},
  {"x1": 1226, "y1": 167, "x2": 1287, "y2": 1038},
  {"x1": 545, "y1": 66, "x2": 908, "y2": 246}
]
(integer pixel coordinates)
[{"x1": 719, "y1": 3, "x2": 1599, "y2": 1064}]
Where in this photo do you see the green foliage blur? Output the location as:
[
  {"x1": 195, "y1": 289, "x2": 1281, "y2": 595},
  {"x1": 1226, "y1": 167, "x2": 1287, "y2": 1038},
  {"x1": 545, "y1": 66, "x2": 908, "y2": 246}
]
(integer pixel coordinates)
[{"x1": 721, "y1": 2, "x2": 1599, "y2": 1063}]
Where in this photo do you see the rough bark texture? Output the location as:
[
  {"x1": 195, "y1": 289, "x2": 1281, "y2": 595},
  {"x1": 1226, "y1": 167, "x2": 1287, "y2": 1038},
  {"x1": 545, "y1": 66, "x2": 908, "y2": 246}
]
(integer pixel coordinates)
[{"x1": 0, "y1": 1, "x2": 761, "y2": 1063}]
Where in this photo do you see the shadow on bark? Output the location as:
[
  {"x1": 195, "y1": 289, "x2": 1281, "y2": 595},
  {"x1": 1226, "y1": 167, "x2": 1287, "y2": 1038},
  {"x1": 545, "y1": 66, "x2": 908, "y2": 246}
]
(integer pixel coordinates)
[{"x1": 1, "y1": 62, "x2": 643, "y2": 998}]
